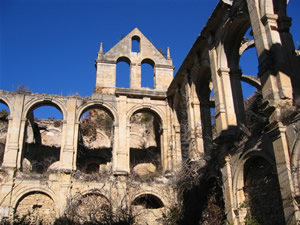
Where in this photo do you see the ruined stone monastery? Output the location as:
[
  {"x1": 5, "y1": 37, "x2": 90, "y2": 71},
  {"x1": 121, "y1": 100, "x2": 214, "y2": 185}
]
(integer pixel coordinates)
[{"x1": 0, "y1": 0, "x2": 300, "y2": 224}]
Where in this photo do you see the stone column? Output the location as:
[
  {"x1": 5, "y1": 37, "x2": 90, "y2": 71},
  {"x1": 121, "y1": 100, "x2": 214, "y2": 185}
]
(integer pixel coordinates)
[
  {"x1": 230, "y1": 70, "x2": 246, "y2": 125},
  {"x1": 1, "y1": 95, "x2": 25, "y2": 218},
  {"x1": 2, "y1": 94, "x2": 25, "y2": 168},
  {"x1": 209, "y1": 47, "x2": 237, "y2": 133},
  {"x1": 113, "y1": 96, "x2": 129, "y2": 174},
  {"x1": 60, "y1": 98, "x2": 77, "y2": 171},
  {"x1": 130, "y1": 63, "x2": 141, "y2": 89},
  {"x1": 269, "y1": 123, "x2": 300, "y2": 225},
  {"x1": 221, "y1": 155, "x2": 238, "y2": 225}
]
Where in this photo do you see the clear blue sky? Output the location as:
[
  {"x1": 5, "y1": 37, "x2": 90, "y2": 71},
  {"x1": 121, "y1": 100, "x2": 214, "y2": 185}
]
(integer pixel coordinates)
[{"x1": 0, "y1": 0, "x2": 299, "y2": 105}]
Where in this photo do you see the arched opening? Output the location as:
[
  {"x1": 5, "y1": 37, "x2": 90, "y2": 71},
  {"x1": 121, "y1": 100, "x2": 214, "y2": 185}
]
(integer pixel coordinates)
[
  {"x1": 132, "y1": 194, "x2": 165, "y2": 224},
  {"x1": 244, "y1": 156, "x2": 285, "y2": 225},
  {"x1": 175, "y1": 85, "x2": 189, "y2": 161},
  {"x1": 132, "y1": 194, "x2": 164, "y2": 209},
  {"x1": 239, "y1": 28, "x2": 259, "y2": 100},
  {"x1": 199, "y1": 178, "x2": 225, "y2": 225},
  {"x1": 116, "y1": 57, "x2": 130, "y2": 88},
  {"x1": 130, "y1": 110, "x2": 162, "y2": 176},
  {"x1": 14, "y1": 192, "x2": 56, "y2": 224},
  {"x1": 141, "y1": 59, "x2": 155, "y2": 89},
  {"x1": 22, "y1": 105, "x2": 63, "y2": 174},
  {"x1": 0, "y1": 101, "x2": 10, "y2": 166},
  {"x1": 132, "y1": 36, "x2": 140, "y2": 53},
  {"x1": 65, "y1": 192, "x2": 111, "y2": 224},
  {"x1": 77, "y1": 107, "x2": 114, "y2": 175}
]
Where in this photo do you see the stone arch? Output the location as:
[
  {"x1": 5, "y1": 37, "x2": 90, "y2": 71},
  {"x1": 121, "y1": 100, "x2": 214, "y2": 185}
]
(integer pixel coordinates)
[
  {"x1": 131, "y1": 192, "x2": 166, "y2": 224},
  {"x1": 243, "y1": 156, "x2": 285, "y2": 225},
  {"x1": 0, "y1": 95, "x2": 13, "y2": 114},
  {"x1": 127, "y1": 105, "x2": 165, "y2": 126},
  {"x1": 131, "y1": 193, "x2": 164, "y2": 209},
  {"x1": 223, "y1": 16, "x2": 251, "y2": 70},
  {"x1": 22, "y1": 98, "x2": 67, "y2": 120},
  {"x1": 131, "y1": 35, "x2": 140, "y2": 52},
  {"x1": 76, "y1": 101, "x2": 117, "y2": 124},
  {"x1": 13, "y1": 190, "x2": 58, "y2": 224},
  {"x1": 141, "y1": 58, "x2": 155, "y2": 89},
  {"x1": 232, "y1": 150, "x2": 285, "y2": 224},
  {"x1": 232, "y1": 149, "x2": 275, "y2": 209},
  {"x1": 116, "y1": 56, "x2": 131, "y2": 88},
  {"x1": 76, "y1": 102, "x2": 116, "y2": 174},
  {"x1": 129, "y1": 107, "x2": 163, "y2": 171},
  {"x1": 66, "y1": 190, "x2": 111, "y2": 224},
  {"x1": 21, "y1": 98, "x2": 65, "y2": 174}
]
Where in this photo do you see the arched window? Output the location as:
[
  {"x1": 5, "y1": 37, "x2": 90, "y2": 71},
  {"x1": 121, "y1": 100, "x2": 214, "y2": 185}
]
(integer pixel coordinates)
[
  {"x1": 244, "y1": 157, "x2": 285, "y2": 225},
  {"x1": 116, "y1": 57, "x2": 130, "y2": 88},
  {"x1": 22, "y1": 105, "x2": 63, "y2": 174},
  {"x1": 130, "y1": 110, "x2": 162, "y2": 174},
  {"x1": 0, "y1": 101, "x2": 10, "y2": 166},
  {"x1": 132, "y1": 194, "x2": 165, "y2": 224},
  {"x1": 141, "y1": 58, "x2": 154, "y2": 89},
  {"x1": 77, "y1": 107, "x2": 114, "y2": 174},
  {"x1": 131, "y1": 36, "x2": 140, "y2": 53},
  {"x1": 15, "y1": 192, "x2": 56, "y2": 224},
  {"x1": 64, "y1": 192, "x2": 111, "y2": 224},
  {"x1": 132, "y1": 194, "x2": 164, "y2": 209}
]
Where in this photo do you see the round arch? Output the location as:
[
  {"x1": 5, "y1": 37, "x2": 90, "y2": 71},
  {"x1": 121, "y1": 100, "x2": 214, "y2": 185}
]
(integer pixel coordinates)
[
  {"x1": 141, "y1": 58, "x2": 155, "y2": 67},
  {"x1": 232, "y1": 149, "x2": 278, "y2": 209},
  {"x1": 131, "y1": 191, "x2": 166, "y2": 208},
  {"x1": 116, "y1": 56, "x2": 131, "y2": 65},
  {"x1": 127, "y1": 105, "x2": 165, "y2": 128},
  {"x1": 76, "y1": 101, "x2": 117, "y2": 124},
  {"x1": 222, "y1": 13, "x2": 251, "y2": 70},
  {"x1": 22, "y1": 98, "x2": 67, "y2": 120},
  {"x1": 12, "y1": 188, "x2": 59, "y2": 216},
  {"x1": 0, "y1": 95, "x2": 13, "y2": 114}
]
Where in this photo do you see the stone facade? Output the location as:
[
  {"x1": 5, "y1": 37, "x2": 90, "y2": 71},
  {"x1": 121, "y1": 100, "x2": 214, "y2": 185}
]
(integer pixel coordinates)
[{"x1": 0, "y1": 1, "x2": 300, "y2": 224}]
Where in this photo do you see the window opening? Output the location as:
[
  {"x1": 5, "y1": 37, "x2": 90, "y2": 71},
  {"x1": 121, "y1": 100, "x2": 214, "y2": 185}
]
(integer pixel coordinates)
[
  {"x1": 22, "y1": 105, "x2": 62, "y2": 174},
  {"x1": 116, "y1": 58, "x2": 130, "y2": 88},
  {"x1": 77, "y1": 108, "x2": 113, "y2": 175},
  {"x1": 132, "y1": 36, "x2": 140, "y2": 52}
]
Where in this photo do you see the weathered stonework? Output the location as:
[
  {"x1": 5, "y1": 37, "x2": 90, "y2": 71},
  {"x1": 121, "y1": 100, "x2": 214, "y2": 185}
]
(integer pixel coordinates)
[{"x1": 0, "y1": 0, "x2": 300, "y2": 224}]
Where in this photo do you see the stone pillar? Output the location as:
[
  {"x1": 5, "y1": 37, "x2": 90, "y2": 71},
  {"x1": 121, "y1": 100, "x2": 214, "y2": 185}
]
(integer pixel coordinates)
[
  {"x1": 113, "y1": 96, "x2": 129, "y2": 174},
  {"x1": 185, "y1": 82, "x2": 204, "y2": 160},
  {"x1": 60, "y1": 98, "x2": 77, "y2": 171},
  {"x1": 1, "y1": 95, "x2": 24, "y2": 218},
  {"x1": 269, "y1": 123, "x2": 300, "y2": 225},
  {"x1": 221, "y1": 155, "x2": 238, "y2": 225},
  {"x1": 2, "y1": 94, "x2": 25, "y2": 168},
  {"x1": 130, "y1": 63, "x2": 141, "y2": 89},
  {"x1": 230, "y1": 70, "x2": 246, "y2": 125},
  {"x1": 209, "y1": 48, "x2": 237, "y2": 133},
  {"x1": 95, "y1": 60, "x2": 116, "y2": 94},
  {"x1": 161, "y1": 127, "x2": 168, "y2": 171}
]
